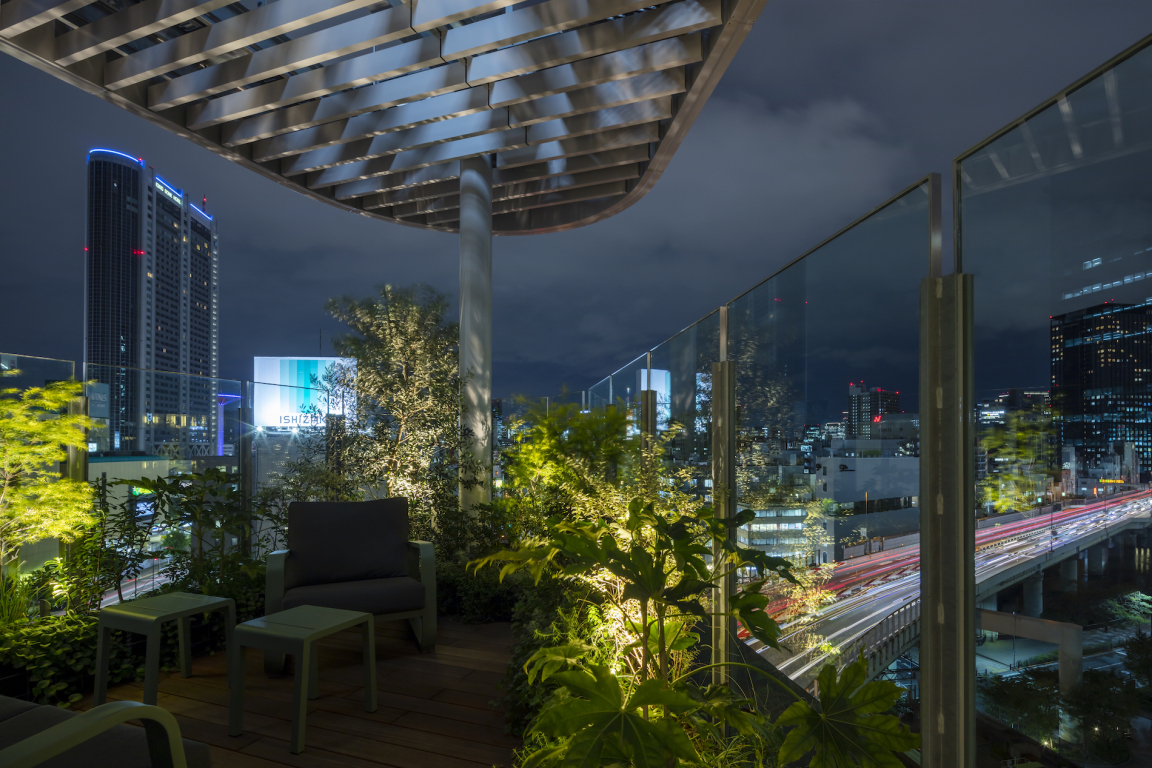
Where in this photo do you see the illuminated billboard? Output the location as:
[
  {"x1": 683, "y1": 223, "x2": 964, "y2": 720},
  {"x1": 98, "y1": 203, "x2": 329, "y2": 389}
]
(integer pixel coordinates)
[{"x1": 253, "y1": 357, "x2": 354, "y2": 428}]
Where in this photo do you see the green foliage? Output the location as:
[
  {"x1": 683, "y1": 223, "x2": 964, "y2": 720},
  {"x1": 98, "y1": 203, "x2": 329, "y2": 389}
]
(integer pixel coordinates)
[
  {"x1": 1121, "y1": 628, "x2": 1152, "y2": 688},
  {"x1": 1064, "y1": 669, "x2": 1139, "y2": 763},
  {"x1": 776, "y1": 654, "x2": 919, "y2": 768},
  {"x1": 323, "y1": 284, "x2": 482, "y2": 536},
  {"x1": 977, "y1": 404, "x2": 1054, "y2": 514},
  {"x1": 976, "y1": 668, "x2": 1060, "y2": 744},
  {"x1": 41, "y1": 477, "x2": 153, "y2": 613},
  {"x1": 437, "y1": 560, "x2": 530, "y2": 624},
  {"x1": 525, "y1": 665, "x2": 701, "y2": 768},
  {"x1": 501, "y1": 400, "x2": 630, "y2": 500},
  {"x1": 501, "y1": 575, "x2": 595, "y2": 735},
  {"x1": 0, "y1": 376, "x2": 95, "y2": 576},
  {"x1": 134, "y1": 468, "x2": 259, "y2": 595},
  {"x1": 1044, "y1": 583, "x2": 1146, "y2": 626},
  {"x1": 0, "y1": 615, "x2": 136, "y2": 706}
]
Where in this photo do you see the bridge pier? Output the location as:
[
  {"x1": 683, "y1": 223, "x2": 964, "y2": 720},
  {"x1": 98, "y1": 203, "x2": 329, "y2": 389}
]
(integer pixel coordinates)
[
  {"x1": 1023, "y1": 574, "x2": 1043, "y2": 618},
  {"x1": 1137, "y1": 529, "x2": 1149, "y2": 548},
  {"x1": 1087, "y1": 544, "x2": 1107, "y2": 577},
  {"x1": 1059, "y1": 558, "x2": 1078, "y2": 592}
]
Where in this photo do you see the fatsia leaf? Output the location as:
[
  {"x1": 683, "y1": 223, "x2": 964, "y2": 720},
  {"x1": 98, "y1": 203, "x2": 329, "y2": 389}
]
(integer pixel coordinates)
[
  {"x1": 529, "y1": 666, "x2": 702, "y2": 768},
  {"x1": 775, "y1": 655, "x2": 919, "y2": 768},
  {"x1": 728, "y1": 584, "x2": 786, "y2": 650}
]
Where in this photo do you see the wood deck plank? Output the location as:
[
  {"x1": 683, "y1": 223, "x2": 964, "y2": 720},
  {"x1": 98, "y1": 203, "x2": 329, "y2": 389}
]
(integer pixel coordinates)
[{"x1": 97, "y1": 617, "x2": 521, "y2": 768}]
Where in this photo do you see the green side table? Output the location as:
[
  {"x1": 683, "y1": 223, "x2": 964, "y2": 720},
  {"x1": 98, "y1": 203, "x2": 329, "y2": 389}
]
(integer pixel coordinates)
[
  {"x1": 229, "y1": 605, "x2": 377, "y2": 754},
  {"x1": 94, "y1": 592, "x2": 236, "y2": 706}
]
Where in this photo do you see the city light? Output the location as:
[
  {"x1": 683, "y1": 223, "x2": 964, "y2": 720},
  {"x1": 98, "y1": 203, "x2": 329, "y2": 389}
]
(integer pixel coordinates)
[{"x1": 88, "y1": 148, "x2": 144, "y2": 167}]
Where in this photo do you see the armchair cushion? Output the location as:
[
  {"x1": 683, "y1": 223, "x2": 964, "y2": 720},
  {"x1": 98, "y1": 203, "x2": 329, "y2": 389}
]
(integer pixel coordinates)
[
  {"x1": 282, "y1": 577, "x2": 425, "y2": 615},
  {"x1": 285, "y1": 498, "x2": 409, "y2": 590}
]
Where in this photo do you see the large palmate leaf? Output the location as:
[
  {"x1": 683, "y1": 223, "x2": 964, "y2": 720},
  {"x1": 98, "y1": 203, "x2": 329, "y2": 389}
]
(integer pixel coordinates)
[
  {"x1": 529, "y1": 665, "x2": 701, "y2": 768},
  {"x1": 728, "y1": 581, "x2": 787, "y2": 651},
  {"x1": 776, "y1": 655, "x2": 919, "y2": 768}
]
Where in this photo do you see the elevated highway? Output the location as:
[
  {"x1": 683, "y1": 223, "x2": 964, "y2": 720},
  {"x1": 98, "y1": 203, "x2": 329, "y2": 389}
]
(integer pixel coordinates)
[{"x1": 752, "y1": 492, "x2": 1152, "y2": 691}]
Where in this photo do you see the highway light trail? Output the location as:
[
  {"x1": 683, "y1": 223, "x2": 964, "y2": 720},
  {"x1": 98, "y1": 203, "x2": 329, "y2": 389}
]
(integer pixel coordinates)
[{"x1": 757, "y1": 490, "x2": 1152, "y2": 685}]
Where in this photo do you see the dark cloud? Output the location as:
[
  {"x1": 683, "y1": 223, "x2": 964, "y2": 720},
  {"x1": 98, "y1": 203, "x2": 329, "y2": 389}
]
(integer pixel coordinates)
[{"x1": 1, "y1": 1, "x2": 1150, "y2": 397}]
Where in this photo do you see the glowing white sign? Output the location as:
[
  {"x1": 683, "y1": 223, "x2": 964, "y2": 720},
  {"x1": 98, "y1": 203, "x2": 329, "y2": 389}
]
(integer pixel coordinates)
[{"x1": 253, "y1": 357, "x2": 354, "y2": 428}]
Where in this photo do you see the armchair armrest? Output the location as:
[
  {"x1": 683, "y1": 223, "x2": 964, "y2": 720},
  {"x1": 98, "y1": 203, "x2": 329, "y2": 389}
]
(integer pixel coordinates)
[
  {"x1": 266, "y1": 549, "x2": 289, "y2": 615},
  {"x1": 406, "y1": 540, "x2": 435, "y2": 602},
  {"x1": 0, "y1": 700, "x2": 188, "y2": 768}
]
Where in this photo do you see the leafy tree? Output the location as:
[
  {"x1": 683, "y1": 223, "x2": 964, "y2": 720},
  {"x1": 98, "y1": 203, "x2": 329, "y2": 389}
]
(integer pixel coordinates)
[
  {"x1": 976, "y1": 669, "x2": 1060, "y2": 743},
  {"x1": 1122, "y1": 628, "x2": 1152, "y2": 688},
  {"x1": 136, "y1": 468, "x2": 254, "y2": 593},
  {"x1": 324, "y1": 284, "x2": 482, "y2": 542},
  {"x1": 0, "y1": 376, "x2": 94, "y2": 581},
  {"x1": 1063, "y1": 669, "x2": 1138, "y2": 762},
  {"x1": 978, "y1": 405, "x2": 1055, "y2": 514},
  {"x1": 44, "y1": 476, "x2": 152, "y2": 612}
]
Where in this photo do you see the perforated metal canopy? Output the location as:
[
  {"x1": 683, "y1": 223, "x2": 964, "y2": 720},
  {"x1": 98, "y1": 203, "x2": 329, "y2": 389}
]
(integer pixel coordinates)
[{"x1": 1, "y1": 0, "x2": 765, "y2": 234}]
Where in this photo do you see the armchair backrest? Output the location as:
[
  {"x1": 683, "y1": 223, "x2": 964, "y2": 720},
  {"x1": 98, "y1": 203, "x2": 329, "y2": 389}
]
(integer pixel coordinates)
[{"x1": 284, "y1": 498, "x2": 409, "y2": 590}]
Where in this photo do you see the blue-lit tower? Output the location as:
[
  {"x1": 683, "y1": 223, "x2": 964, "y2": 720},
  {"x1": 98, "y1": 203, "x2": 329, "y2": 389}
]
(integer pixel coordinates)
[{"x1": 85, "y1": 148, "x2": 219, "y2": 456}]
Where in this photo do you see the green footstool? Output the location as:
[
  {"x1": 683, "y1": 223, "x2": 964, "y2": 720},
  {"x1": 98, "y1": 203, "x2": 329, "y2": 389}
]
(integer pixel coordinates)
[
  {"x1": 94, "y1": 592, "x2": 236, "y2": 706},
  {"x1": 228, "y1": 605, "x2": 377, "y2": 754}
]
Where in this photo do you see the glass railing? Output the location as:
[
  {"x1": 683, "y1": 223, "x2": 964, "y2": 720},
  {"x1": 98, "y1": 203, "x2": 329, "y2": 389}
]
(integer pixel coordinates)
[
  {"x1": 730, "y1": 180, "x2": 929, "y2": 564},
  {"x1": 959, "y1": 37, "x2": 1152, "y2": 515},
  {"x1": 584, "y1": 178, "x2": 933, "y2": 564},
  {"x1": 957, "y1": 35, "x2": 1152, "y2": 761},
  {"x1": 0, "y1": 352, "x2": 74, "y2": 390}
]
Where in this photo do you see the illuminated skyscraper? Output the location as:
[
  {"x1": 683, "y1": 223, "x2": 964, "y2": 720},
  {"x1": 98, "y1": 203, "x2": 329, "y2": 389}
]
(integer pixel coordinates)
[
  {"x1": 85, "y1": 148, "x2": 219, "y2": 456},
  {"x1": 1051, "y1": 301, "x2": 1152, "y2": 474},
  {"x1": 847, "y1": 382, "x2": 900, "y2": 439}
]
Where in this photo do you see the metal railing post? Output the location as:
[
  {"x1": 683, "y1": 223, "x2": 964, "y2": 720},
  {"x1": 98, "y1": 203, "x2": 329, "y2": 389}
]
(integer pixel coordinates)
[
  {"x1": 711, "y1": 357, "x2": 736, "y2": 687},
  {"x1": 920, "y1": 172, "x2": 977, "y2": 768}
]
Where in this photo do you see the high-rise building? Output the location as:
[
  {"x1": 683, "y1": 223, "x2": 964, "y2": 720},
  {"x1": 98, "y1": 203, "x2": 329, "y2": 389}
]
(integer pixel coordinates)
[
  {"x1": 847, "y1": 382, "x2": 900, "y2": 439},
  {"x1": 85, "y1": 148, "x2": 219, "y2": 456},
  {"x1": 1051, "y1": 301, "x2": 1152, "y2": 474}
]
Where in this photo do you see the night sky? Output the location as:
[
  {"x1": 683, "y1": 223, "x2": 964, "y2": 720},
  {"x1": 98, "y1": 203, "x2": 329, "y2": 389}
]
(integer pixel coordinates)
[{"x1": 2, "y1": 2, "x2": 1151, "y2": 397}]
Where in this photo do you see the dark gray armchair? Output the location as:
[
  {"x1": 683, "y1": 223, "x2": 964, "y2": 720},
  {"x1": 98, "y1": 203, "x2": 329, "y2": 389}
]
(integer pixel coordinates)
[{"x1": 264, "y1": 498, "x2": 436, "y2": 669}]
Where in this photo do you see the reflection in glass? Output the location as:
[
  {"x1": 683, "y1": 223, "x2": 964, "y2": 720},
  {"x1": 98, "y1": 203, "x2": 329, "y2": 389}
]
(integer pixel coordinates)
[
  {"x1": 728, "y1": 184, "x2": 928, "y2": 565},
  {"x1": 960, "y1": 39, "x2": 1152, "y2": 501},
  {"x1": 959, "y1": 38, "x2": 1152, "y2": 757},
  {"x1": 650, "y1": 311, "x2": 720, "y2": 495}
]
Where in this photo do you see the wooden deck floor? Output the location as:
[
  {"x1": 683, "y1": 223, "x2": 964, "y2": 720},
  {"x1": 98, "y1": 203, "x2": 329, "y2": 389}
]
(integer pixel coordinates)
[{"x1": 83, "y1": 619, "x2": 522, "y2": 768}]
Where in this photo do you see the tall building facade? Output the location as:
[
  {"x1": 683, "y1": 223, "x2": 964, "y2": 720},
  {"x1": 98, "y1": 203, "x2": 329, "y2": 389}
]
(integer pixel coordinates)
[
  {"x1": 85, "y1": 148, "x2": 219, "y2": 456},
  {"x1": 1051, "y1": 302, "x2": 1152, "y2": 474},
  {"x1": 847, "y1": 382, "x2": 900, "y2": 439}
]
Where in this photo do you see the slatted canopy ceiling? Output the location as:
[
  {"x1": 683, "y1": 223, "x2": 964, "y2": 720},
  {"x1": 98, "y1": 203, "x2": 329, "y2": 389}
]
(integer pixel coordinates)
[{"x1": 1, "y1": 0, "x2": 765, "y2": 234}]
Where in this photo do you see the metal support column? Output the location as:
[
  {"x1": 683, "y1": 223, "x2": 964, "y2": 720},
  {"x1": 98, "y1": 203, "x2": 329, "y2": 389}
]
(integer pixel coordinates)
[
  {"x1": 238, "y1": 405, "x2": 254, "y2": 554},
  {"x1": 920, "y1": 171, "x2": 976, "y2": 768},
  {"x1": 710, "y1": 343, "x2": 735, "y2": 686},
  {"x1": 459, "y1": 154, "x2": 493, "y2": 514}
]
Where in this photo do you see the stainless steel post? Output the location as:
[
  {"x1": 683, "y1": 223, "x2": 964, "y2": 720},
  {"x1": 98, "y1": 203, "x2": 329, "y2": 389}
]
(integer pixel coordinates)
[
  {"x1": 920, "y1": 168, "x2": 976, "y2": 766},
  {"x1": 711, "y1": 359, "x2": 735, "y2": 686},
  {"x1": 459, "y1": 155, "x2": 493, "y2": 513}
]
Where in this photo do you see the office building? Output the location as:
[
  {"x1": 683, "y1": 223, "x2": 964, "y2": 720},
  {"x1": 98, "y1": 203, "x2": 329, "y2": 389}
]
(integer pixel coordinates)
[
  {"x1": 847, "y1": 382, "x2": 901, "y2": 439},
  {"x1": 1051, "y1": 301, "x2": 1152, "y2": 474},
  {"x1": 85, "y1": 148, "x2": 219, "y2": 456}
]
